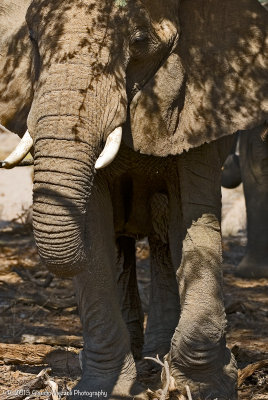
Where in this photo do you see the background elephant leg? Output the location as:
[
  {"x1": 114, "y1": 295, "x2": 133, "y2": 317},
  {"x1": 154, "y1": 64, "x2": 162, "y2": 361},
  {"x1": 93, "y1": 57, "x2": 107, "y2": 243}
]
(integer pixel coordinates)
[
  {"x1": 236, "y1": 126, "x2": 268, "y2": 278},
  {"x1": 167, "y1": 137, "x2": 237, "y2": 400},
  {"x1": 117, "y1": 236, "x2": 144, "y2": 360},
  {"x1": 143, "y1": 193, "x2": 179, "y2": 360},
  {"x1": 221, "y1": 132, "x2": 241, "y2": 189},
  {"x1": 72, "y1": 180, "x2": 146, "y2": 399}
]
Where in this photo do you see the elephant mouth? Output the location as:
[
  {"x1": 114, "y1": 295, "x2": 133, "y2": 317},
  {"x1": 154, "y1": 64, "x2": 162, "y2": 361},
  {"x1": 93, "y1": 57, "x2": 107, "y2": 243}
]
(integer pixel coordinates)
[{"x1": 1, "y1": 125, "x2": 123, "y2": 170}]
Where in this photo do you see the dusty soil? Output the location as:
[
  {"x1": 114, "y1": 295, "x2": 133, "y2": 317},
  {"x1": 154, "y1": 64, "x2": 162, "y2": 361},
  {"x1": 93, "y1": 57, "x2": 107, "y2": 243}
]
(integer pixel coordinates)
[{"x1": 0, "y1": 224, "x2": 267, "y2": 399}]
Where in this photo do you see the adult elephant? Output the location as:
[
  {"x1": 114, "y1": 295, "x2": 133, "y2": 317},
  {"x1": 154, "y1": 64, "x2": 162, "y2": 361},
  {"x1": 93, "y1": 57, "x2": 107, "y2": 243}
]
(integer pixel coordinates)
[
  {"x1": 222, "y1": 125, "x2": 268, "y2": 278},
  {"x1": 1, "y1": 0, "x2": 268, "y2": 399}
]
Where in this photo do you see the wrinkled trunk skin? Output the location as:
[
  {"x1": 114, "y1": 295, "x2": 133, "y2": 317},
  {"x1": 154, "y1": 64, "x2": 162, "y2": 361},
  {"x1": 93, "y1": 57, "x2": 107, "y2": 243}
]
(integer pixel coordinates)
[
  {"x1": 235, "y1": 126, "x2": 268, "y2": 278},
  {"x1": 33, "y1": 118, "x2": 94, "y2": 276},
  {"x1": 31, "y1": 67, "x2": 96, "y2": 276}
]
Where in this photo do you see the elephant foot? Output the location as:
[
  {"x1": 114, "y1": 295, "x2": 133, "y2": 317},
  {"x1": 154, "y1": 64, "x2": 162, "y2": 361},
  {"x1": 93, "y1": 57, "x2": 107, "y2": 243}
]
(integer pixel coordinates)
[
  {"x1": 235, "y1": 254, "x2": 268, "y2": 278},
  {"x1": 71, "y1": 354, "x2": 148, "y2": 400},
  {"x1": 70, "y1": 374, "x2": 147, "y2": 400},
  {"x1": 163, "y1": 351, "x2": 237, "y2": 400}
]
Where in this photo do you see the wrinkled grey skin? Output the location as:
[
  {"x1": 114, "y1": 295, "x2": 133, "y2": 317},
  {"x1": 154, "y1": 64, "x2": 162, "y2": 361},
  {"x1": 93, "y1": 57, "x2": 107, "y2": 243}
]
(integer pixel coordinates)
[
  {"x1": 222, "y1": 125, "x2": 268, "y2": 279},
  {"x1": 1, "y1": 0, "x2": 268, "y2": 399},
  {"x1": 0, "y1": 0, "x2": 33, "y2": 135}
]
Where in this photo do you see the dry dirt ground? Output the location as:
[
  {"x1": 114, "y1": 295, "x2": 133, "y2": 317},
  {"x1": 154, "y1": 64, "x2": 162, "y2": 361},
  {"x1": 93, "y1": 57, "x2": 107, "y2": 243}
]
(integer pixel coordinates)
[{"x1": 0, "y1": 133, "x2": 267, "y2": 399}]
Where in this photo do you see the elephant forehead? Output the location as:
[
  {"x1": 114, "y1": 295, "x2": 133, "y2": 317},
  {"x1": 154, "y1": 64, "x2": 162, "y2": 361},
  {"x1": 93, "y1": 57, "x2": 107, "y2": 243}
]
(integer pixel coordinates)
[
  {"x1": 27, "y1": 0, "x2": 145, "y2": 32},
  {"x1": 27, "y1": 0, "x2": 177, "y2": 43}
]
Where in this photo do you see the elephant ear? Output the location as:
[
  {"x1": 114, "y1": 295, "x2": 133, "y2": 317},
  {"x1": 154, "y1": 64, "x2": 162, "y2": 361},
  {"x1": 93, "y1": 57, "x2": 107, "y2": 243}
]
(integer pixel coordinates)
[
  {"x1": 130, "y1": 0, "x2": 268, "y2": 157},
  {"x1": 0, "y1": 0, "x2": 33, "y2": 137}
]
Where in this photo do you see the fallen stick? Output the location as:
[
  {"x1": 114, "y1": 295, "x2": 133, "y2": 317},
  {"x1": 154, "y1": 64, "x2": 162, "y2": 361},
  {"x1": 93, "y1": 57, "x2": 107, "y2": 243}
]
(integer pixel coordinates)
[
  {"x1": 12, "y1": 267, "x2": 54, "y2": 288},
  {"x1": 21, "y1": 334, "x2": 83, "y2": 348},
  {"x1": 16, "y1": 293, "x2": 76, "y2": 310},
  {"x1": 238, "y1": 359, "x2": 268, "y2": 387},
  {"x1": 145, "y1": 355, "x2": 175, "y2": 400},
  {"x1": 0, "y1": 344, "x2": 54, "y2": 365},
  {"x1": 45, "y1": 378, "x2": 59, "y2": 400},
  {"x1": 0, "y1": 368, "x2": 51, "y2": 400}
]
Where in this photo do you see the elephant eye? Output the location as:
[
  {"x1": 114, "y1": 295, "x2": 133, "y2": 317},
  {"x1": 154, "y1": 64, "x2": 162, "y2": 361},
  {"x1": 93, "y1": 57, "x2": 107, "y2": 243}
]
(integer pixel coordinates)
[{"x1": 130, "y1": 31, "x2": 148, "y2": 45}]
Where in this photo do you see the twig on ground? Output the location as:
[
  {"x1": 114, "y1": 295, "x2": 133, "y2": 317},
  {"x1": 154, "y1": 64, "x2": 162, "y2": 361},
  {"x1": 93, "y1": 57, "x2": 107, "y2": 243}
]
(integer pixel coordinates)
[
  {"x1": 21, "y1": 334, "x2": 83, "y2": 348},
  {"x1": 144, "y1": 355, "x2": 173, "y2": 400},
  {"x1": 238, "y1": 359, "x2": 268, "y2": 387},
  {"x1": 0, "y1": 343, "x2": 54, "y2": 365},
  {"x1": 0, "y1": 368, "x2": 51, "y2": 400},
  {"x1": 12, "y1": 292, "x2": 76, "y2": 311},
  {"x1": 144, "y1": 356, "x2": 194, "y2": 400},
  {"x1": 45, "y1": 378, "x2": 59, "y2": 400},
  {"x1": 12, "y1": 267, "x2": 54, "y2": 288}
]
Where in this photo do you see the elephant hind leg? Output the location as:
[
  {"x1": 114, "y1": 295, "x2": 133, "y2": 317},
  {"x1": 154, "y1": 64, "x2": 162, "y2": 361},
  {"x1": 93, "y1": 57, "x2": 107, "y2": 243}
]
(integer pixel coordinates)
[
  {"x1": 117, "y1": 236, "x2": 144, "y2": 360},
  {"x1": 235, "y1": 126, "x2": 268, "y2": 278},
  {"x1": 143, "y1": 193, "x2": 180, "y2": 361}
]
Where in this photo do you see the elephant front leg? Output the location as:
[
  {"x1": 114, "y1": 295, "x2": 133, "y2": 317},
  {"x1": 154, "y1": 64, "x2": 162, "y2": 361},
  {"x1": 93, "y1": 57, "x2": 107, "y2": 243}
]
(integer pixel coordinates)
[
  {"x1": 167, "y1": 139, "x2": 237, "y2": 400},
  {"x1": 72, "y1": 182, "x2": 146, "y2": 400}
]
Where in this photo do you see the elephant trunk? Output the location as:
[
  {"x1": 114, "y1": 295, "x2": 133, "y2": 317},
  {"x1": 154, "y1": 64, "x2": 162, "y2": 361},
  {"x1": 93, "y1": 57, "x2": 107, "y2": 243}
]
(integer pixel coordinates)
[
  {"x1": 33, "y1": 118, "x2": 96, "y2": 277},
  {"x1": 30, "y1": 65, "x2": 126, "y2": 276}
]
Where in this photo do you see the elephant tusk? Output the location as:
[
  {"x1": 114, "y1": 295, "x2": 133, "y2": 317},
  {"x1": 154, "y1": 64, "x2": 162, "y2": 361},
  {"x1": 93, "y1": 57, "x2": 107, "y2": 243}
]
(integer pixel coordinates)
[
  {"x1": 95, "y1": 126, "x2": 122, "y2": 169},
  {"x1": 1, "y1": 130, "x2": 33, "y2": 169}
]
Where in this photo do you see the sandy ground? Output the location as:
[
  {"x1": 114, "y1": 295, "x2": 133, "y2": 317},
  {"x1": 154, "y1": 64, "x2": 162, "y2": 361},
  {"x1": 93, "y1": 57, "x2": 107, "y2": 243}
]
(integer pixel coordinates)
[
  {"x1": 0, "y1": 167, "x2": 32, "y2": 228},
  {"x1": 0, "y1": 133, "x2": 32, "y2": 228}
]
